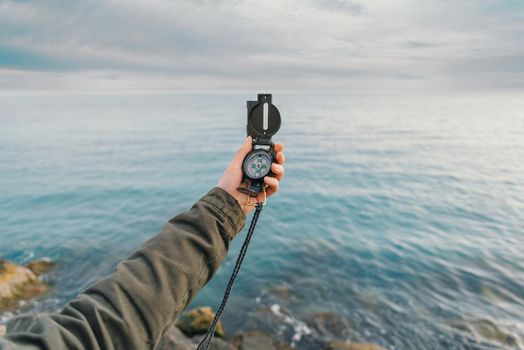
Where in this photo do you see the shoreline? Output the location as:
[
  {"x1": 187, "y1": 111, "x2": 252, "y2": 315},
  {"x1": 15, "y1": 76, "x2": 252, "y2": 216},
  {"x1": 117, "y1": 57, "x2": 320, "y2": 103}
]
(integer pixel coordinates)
[
  {"x1": 2, "y1": 258, "x2": 522, "y2": 349},
  {"x1": 0, "y1": 258, "x2": 386, "y2": 349}
]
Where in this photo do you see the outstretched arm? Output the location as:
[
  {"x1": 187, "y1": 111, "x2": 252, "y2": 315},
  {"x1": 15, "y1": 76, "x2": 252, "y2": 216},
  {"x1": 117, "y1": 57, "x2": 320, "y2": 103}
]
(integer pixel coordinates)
[{"x1": 0, "y1": 137, "x2": 285, "y2": 350}]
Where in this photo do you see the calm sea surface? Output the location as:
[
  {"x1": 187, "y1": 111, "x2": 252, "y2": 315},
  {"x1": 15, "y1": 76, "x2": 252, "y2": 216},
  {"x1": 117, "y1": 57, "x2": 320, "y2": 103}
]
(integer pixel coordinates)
[{"x1": 0, "y1": 94, "x2": 523, "y2": 349}]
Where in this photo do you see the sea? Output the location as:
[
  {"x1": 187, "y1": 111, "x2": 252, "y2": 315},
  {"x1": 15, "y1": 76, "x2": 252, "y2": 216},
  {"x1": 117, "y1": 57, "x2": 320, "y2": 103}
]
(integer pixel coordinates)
[{"x1": 0, "y1": 93, "x2": 523, "y2": 349}]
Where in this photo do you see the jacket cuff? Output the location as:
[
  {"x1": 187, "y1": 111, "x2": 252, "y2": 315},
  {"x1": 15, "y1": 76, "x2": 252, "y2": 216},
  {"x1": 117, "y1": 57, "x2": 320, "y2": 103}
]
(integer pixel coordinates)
[{"x1": 200, "y1": 187, "x2": 246, "y2": 240}]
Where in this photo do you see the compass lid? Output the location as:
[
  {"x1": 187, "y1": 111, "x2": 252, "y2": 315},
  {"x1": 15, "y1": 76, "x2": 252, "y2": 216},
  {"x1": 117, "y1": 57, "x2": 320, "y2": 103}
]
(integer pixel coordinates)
[{"x1": 246, "y1": 93, "x2": 281, "y2": 142}]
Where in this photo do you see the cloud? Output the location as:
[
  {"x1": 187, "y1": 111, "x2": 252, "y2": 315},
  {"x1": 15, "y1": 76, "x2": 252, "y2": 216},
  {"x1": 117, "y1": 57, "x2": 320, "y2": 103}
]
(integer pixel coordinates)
[
  {"x1": 0, "y1": 44, "x2": 70, "y2": 70},
  {"x1": 402, "y1": 41, "x2": 442, "y2": 49},
  {"x1": 307, "y1": 0, "x2": 367, "y2": 15},
  {"x1": 0, "y1": 0, "x2": 523, "y2": 93}
]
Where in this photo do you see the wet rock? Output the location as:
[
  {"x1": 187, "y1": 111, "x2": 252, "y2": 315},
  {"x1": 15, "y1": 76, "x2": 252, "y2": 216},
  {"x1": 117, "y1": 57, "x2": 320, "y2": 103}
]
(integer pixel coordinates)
[
  {"x1": 242, "y1": 306, "x2": 284, "y2": 335},
  {"x1": 191, "y1": 334, "x2": 237, "y2": 350},
  {"x1": 157, "y1": 326, "x2": 195, "y2": 350},
  {"x1": 25, "y1": 260, "x2": 55, "y2": 275},
  {"x1": 157, "y1": 325, "x2": 236, "y2": 350},
  {"x1": 449, "y1": 318, "x2": 519, "y2": 347},
  {"x1": 236, "y1": 306, "x2": 312, "y2": 349},
  {"x1": 233, "y1": 330, "x2": 277, "y2": 350},
  {"x1": 304, "y1": 312, "x2": 351, "y2": 340},
  {"x1": 175, "y1": 307, "x2": 224, "y2": 338},
  {"x1": 0, "y1": 259, "x2": 48, "y2": 312},
  {"x1": 268, "y1": 285, "x2": 293, "y2": 300},
  {"x1": 296, "y1": 312, "x2": 361, "y2": 349},
  {"x1": 326, "y1": 340, "x2": 386, "y2": 350}
]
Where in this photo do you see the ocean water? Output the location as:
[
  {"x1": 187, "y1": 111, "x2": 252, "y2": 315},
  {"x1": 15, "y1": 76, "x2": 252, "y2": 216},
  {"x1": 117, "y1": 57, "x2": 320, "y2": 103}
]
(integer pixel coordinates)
[{"x1": 0, "y1": 94, "x2": 523, "y2": 349}]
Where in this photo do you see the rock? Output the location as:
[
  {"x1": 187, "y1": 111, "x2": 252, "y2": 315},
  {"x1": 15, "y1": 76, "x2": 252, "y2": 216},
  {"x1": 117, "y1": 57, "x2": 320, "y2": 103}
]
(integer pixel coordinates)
[
  {"x1": 233, "y1": 330, "x2": 277, "y2": 350},
  {"x1": 157, "y1": 325, "x2": 235, "y2": 350},
  {"x1": 233, "y1": 307, "x2": 306, "y2": 349},
  {"x1": 241, "y1": 306, "x2": 285, "y2": 335},
  {"x1": 191, "y1": 334, "x2": 237, "y2": 350},
  {"x1": 0, "y1": 259, "x2": 48, "y2": 312},
  {"x1": 25, "y1": 260, "x2": 55, "y2": 275},
  {"x1": 326, "y1": 340, "x2": 386, "y2": 350},
  {"x1": 449, "y1": 318, "x2": 519, "y2": 347},
  {"x1": 268, "y1": 285, "x2": 293, "y2": 300},
  {"x1": 304, "y1": 312, "x2": 351, "y2": 339},
  {"x1": 175, "y1": 307, "x2": 224, "y2": 338},
  {"x1": 0, "y1": 324, "x2": 5, "y2": 336},
  {"x1": 157, "y1": 326, "x2": 195, "y2": 350}
]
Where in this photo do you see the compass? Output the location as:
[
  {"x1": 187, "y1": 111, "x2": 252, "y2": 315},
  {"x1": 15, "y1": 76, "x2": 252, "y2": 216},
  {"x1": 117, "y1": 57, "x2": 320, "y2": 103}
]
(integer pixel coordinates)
[
  {"x1": 237, "y1": 93, "x2": 282, "y2": 197},
  {"x1": 244, "y1": 149, "x2": 272, "y2": 180},
  {"x1": 199, "y1": 94, "x2": 282, "y2": 350}
]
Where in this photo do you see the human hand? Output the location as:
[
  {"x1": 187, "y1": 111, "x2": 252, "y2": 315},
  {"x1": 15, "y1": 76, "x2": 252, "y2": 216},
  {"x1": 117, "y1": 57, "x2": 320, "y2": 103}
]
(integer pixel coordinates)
[{"x1": 217, "y1": 136, "x2": 286, "y2": 216}]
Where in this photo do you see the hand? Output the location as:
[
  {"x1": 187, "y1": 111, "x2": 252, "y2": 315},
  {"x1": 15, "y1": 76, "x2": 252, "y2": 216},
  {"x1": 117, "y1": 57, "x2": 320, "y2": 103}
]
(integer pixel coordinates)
[{"x1": 218, "y1": 136, "x2": 286, "y2": 215}]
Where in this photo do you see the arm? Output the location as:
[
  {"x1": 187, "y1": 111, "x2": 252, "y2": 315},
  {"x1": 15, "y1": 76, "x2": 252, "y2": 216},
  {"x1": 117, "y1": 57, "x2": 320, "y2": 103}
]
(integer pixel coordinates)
[
  {"x1": 0, "y1": 138, "x2": 285, "y2": 350},
  {"x1": 1, "y1": 187, "x2": 245, "y2": 350}
]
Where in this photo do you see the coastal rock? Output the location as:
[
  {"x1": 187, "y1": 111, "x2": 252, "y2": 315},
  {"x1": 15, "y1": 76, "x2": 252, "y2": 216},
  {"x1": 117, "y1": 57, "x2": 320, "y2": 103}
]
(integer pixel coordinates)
[
  {"x1": 449, "y1": 318, "x2": 519, "y2": 347},
  {"x1": 267, "y1": 285, "x2": 293, "y2": 300},
  {"x1": 0, "y1": 259, "x2": 48, "y2": 312},
  {"x1": 233, "y1": 330, "x2": 277, "y2": 350},
  {"x1": 304, "y1": 312, "x2": 351, "y2": 340},
  {"x1": 241, "y1": 306, "x2": 284, "y2": 335},
  {"x1": 191, "y1": 335, "x2": 237, "y2": 350},
  {"x1": 234, "y1": 307, "x2": 310, "y2": 349},
  {"x1": 25, "y1": 260, "x2": 55, "y2": 275},
  {"x1": 175, "y1": 307, "x2": 224, "y2": 338},
  {"x1": 326, "y1": 340, "x2": 386, "y2": 350},
  {"x1": 157, "y1": 326, "x2": 195, "y2": 350},
  {"x1": 157, "y1": 325, "x2": 235, "y2": 350}
]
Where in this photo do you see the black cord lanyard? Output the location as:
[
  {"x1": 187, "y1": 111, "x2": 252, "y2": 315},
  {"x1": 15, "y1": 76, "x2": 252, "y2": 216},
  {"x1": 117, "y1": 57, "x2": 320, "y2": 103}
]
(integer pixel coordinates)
[{"x1": 197, "y1": 201, "x2": 264, "y2": 350}]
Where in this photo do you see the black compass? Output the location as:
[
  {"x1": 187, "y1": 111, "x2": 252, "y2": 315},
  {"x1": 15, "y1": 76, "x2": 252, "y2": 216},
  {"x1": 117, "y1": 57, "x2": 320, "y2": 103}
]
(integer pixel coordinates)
[
  {"x1": 237, "y1": 93, "x2": 282, "y2": 197},
  {"x1": 244, "y1": 150, "x2": 272, "y2": 180},
  {"x1": 198, "y1": 94, "x2": 283, "y2": 350}
]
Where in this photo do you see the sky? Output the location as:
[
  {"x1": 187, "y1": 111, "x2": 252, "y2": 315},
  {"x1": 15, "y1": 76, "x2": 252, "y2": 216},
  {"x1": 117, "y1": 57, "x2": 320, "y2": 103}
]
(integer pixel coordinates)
[{"x1": 0, "y1": 0, "x2": 523, "y2": 94}]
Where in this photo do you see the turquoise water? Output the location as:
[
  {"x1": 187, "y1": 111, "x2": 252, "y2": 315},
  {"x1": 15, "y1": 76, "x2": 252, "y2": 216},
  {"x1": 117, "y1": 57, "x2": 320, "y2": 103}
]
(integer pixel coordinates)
[{"x1": 0, "y1": 94, "x2": 523, "y2": 349}]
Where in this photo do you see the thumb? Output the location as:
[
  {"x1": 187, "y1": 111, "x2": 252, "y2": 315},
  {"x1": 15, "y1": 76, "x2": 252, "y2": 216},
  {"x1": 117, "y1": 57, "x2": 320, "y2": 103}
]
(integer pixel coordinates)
[{"x1": 233, "y1": 136, "x2": 252, "y2": 165}]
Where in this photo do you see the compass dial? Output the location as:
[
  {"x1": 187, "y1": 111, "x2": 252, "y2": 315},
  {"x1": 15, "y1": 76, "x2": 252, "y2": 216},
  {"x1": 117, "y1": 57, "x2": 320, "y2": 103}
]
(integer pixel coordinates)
[{"x1": 243, "y1": 150, "x2": 272, "y2": 180}]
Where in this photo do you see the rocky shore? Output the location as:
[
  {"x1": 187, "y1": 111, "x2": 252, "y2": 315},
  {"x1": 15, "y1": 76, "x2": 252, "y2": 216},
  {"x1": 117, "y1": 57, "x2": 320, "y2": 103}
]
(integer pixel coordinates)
[
  {"x1": 0, "y1": 259, "x2": 385, "y2": 349},
  {"x1": 0, "y1": 259, "x2": 54, "y2": 312},
  {"x1": 0, "y1": 307, "x2": 384, "y2": 350}
]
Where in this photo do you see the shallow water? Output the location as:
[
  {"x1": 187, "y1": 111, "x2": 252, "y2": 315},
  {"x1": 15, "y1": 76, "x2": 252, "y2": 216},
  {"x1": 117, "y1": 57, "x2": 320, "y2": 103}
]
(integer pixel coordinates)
[{"x1": 0, "y1": 94, "x2": 523, "y2": 349}]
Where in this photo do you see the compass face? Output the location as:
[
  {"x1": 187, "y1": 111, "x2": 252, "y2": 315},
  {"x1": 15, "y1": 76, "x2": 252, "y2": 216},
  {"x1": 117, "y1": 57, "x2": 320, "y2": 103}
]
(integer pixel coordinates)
[{"x1": 243, "y1": 150, "x2": 272, "y2": 180}]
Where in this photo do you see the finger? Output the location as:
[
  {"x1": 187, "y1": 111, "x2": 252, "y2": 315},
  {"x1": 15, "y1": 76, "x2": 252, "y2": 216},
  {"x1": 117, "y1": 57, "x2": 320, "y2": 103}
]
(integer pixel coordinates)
[
  {"x1": 233, "y1": 136, "x2": 252, "y2": 165},
  {"x1": 271, "y1": 163, "x2": 284, "y2": 181},
  {"x1": 264, "y1": 176, "x2": 279, "y2": 195},
  {"x1": 274, "y1": 143, "x2": 284, "y2": 152},
  {"x1": 276, "y1": 151, "x2": 286, "y2": 164}
]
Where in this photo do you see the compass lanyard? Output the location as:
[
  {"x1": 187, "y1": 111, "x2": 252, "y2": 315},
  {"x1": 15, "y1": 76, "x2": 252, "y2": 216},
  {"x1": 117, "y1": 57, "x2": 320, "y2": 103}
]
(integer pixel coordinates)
[{"x1": 197, "y1": 198, "x2": 265, "y2": 350}]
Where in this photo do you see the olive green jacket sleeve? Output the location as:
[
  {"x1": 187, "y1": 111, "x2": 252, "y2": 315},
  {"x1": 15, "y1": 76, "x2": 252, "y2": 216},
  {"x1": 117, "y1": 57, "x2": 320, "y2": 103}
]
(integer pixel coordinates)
[{"x1": 0, "y1": 187, "x2": 246, "y2": 350}]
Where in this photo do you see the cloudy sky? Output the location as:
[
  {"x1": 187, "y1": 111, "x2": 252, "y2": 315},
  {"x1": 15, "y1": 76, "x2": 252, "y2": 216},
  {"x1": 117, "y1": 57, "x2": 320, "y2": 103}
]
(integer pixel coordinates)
[{"x1": 0, "y1": 0, "x2": 523, "y2": 94}]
